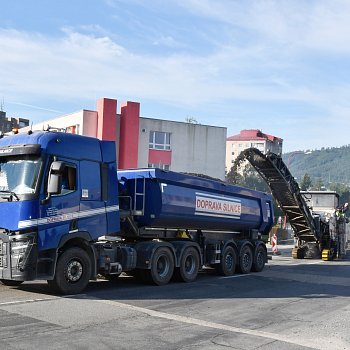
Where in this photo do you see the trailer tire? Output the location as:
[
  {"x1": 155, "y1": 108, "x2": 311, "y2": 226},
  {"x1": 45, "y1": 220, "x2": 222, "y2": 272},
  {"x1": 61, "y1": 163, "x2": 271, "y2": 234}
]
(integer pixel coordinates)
[
  {"x1": 238, "y1": 245, "x2": 253, "y2": 274},
  {"x1": 174, "y1": 247, "x2": 200, "y2": 283},
  {"x1": 48, "y1": 247, "x2": 91, "y2": 295},
  {"x1": 215, "y1": 246, "x2": 236, "y2": 276},
  {"x1": 146, "y1": 247, "x2": 174, "y2": 285},
  {"x1": 252, "y1": 245, "x2": 266, "y2": 272},
  {"x1": 0, "y1": 279, "x2": 23, "y2": 287}
]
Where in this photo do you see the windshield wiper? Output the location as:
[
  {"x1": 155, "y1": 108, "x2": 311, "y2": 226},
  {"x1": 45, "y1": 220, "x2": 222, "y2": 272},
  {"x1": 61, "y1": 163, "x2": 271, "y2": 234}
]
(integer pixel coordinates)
[{"x1": 0, "y1": 190, "x2": 20, "y2": 201}]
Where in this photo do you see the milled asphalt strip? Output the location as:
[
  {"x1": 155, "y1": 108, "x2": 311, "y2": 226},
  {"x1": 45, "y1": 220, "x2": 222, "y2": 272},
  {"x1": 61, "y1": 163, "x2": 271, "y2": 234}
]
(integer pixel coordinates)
[{"x1": 97, "y1": 299, "x2": 327, "y2": 350}]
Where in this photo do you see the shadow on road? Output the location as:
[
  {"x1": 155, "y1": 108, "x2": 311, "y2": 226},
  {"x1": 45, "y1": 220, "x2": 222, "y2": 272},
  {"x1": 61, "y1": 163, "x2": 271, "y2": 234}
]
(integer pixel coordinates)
[{"x1": 13, "y1": 253, "x2": 350, "y2": 301}]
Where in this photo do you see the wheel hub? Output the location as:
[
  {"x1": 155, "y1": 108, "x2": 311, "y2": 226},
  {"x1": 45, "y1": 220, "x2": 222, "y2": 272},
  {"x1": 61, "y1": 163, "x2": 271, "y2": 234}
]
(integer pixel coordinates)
[
  {"x1": 157, "y1": 256, "x2": 169, "y2": 278},
  {"x1": 225, "y1": 253, "x2": 233, "y2": 269},
  {"x1": 66, "y1": 260, "x2": 83, "y2": 282},
  {"x1": 243, "y1": 253, "x2": 250, "y2": 268},
  {"x1": 256, "y1": 252, "x2": 263, "y2": 266},
  {"x1": 185, "y1": 256, "x2": 195, "y2": 274}
]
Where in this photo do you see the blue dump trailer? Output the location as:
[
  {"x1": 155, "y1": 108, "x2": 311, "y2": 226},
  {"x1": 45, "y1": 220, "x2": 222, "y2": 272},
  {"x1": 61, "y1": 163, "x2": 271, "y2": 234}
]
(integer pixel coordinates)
[
  {"x1": 118, "y1": 168, "x2": 272, "y2": 234},
  {"x1": 0, "y1": 131, "x2": 273, "y2": 294}
]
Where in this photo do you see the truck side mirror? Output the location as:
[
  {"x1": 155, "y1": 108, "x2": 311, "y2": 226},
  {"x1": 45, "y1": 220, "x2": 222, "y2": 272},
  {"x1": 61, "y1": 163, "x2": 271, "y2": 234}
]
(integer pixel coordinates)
[
  {"x1": 41, "y1": 161, "x2": 65, "y2": 204},
  {"x1": 47, "y1": 161, "x2": 65, "y2": 194}
]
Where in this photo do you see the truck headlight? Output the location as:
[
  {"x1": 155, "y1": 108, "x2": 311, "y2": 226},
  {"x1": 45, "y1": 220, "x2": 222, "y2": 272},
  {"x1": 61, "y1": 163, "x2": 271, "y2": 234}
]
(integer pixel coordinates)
[{"x1": 11, "y1": 240, "x2": 30, "y2": 256}]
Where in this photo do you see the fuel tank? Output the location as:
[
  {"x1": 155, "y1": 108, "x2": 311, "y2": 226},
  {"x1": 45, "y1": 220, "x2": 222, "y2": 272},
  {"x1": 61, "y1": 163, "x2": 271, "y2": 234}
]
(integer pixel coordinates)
[{"x1": 118, "y1": 169, "x2": 273, "y2": 235}]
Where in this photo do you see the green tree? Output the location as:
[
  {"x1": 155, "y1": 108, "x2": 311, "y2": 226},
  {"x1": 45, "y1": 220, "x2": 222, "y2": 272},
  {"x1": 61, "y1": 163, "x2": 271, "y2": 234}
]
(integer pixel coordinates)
[
  {"x1": 311, "y1": 178, "x2": 324, "y2": 191},
  {"x1": 329, "y1": 182, "x2": 350, "y2": 209},
  {"x1": 299, "y1": 173, "x2": 312, "y2": 191},
  {"x1": 227, "y1": 161, "x2": 269, "y2": 192}
]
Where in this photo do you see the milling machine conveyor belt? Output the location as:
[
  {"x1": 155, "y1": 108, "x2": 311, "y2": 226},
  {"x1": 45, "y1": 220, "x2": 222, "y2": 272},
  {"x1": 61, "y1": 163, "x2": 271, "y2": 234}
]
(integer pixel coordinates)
[{"x1": 241, "y1": 148, "x2": 319, "y2": 242}]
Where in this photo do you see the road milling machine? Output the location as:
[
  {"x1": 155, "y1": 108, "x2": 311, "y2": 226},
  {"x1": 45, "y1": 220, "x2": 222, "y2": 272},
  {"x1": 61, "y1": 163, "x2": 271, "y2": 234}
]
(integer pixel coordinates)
[{"x1": 239, "y1": 148, "x2": 348, "y2": 261}]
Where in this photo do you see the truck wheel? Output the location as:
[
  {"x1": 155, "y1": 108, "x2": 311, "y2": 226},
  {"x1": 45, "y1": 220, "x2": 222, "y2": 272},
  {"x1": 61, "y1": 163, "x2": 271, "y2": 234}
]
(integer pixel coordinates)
[
  {"x1": 238, "y1": 245, "x2": 253, "y2": 274},
  {"x1": 252, "y1": 245, "x2": 266, "y2": 272},
  {"x1": 175, "y1": 247, "x2": 200, "y2": 283},
  {"x1": 48, "y1": 247, "x2": 91, "y2": 295},
  {"x1": 0, "y1": 279, "x2": 23, "y2": 287},
  {"x1": 147, "y1": 247, "x2": 174, "y2": 285},
  {"x1": 215, "y1": 246, "x2": 236, "y2": 276}
]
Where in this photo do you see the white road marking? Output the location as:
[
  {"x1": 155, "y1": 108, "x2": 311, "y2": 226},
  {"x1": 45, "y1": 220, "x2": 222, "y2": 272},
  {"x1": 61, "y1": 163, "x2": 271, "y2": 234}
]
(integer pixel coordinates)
[
  {"x1": 0, "y1": 297, "x2": 58, "y2": 306},
  {"x1": 97, "y1": 299, "x2": 327, "y2": 350}
]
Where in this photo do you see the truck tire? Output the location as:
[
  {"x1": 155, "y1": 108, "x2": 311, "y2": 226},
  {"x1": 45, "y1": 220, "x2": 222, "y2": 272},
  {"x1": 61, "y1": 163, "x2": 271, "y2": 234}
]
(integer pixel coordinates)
[
  {"x1": 238, "y1": 245, "x2": 253, "y2": 274},
  {"x1": 48, "y1": 247, "x2": 91, "y2": 295},
  {"x1": 0, "y1": 279, "x2": 23, "y2": 287},
  {"x1": 146, "y1": 247, "x2": 174, "y2": 285},
  {"x1": 252, "y1": 245, "x2": 266, "y2": 272},
  {"x1": 174, "y1": 247, "x2": 200, "y2": 283},
  {"x1": 215, "y1": 246, "x2": 236, "y2": 276}
]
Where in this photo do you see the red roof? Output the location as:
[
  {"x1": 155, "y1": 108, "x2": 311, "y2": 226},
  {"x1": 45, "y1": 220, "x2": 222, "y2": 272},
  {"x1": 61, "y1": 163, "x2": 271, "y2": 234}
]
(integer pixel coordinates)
[{"x1": 227, "y1": 129, "x2": 282, "y2": 142}]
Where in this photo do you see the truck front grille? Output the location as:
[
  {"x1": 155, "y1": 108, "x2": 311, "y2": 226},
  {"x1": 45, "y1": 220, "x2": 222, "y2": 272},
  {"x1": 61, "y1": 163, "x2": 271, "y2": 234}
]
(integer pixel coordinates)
[{"x1": 0, "y1": 239, "x2": 8, "y2": 268}]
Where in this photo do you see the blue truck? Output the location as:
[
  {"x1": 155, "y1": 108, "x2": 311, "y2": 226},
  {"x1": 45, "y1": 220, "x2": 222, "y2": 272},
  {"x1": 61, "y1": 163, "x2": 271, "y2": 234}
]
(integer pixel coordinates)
[{"x1": 0, "y1": 131, "x2": 273, "y2": 294}]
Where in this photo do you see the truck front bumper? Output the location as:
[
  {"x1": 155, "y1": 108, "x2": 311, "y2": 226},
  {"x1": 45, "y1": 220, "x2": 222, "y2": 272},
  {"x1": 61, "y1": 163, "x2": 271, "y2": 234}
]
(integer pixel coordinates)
[{"x1": 0, "y1": 231, "x2": 38, "y2": 281}]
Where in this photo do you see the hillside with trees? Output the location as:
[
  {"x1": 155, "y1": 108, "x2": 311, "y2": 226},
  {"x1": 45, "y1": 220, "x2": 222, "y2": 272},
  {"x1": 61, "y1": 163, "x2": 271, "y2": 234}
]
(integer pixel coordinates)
[
  {"x1": 282, "y1": 145, "x2": 350, "y2": 186},
  {"x1": 283, "y1": 145, "x2": 350, "y2": 207}
]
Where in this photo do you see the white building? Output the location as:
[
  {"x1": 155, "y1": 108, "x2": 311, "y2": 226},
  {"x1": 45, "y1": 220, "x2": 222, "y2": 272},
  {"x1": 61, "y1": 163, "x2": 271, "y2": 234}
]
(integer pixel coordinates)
[{"x1": 226, "y1": 129, "x2": 283, "y2": 173}]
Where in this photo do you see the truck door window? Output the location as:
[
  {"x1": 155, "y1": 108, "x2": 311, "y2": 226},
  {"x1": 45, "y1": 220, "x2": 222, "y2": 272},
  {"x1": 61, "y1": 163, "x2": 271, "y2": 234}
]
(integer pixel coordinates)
[{"x1": 59, "y1": 165, "x2": 76, "y2": 195}]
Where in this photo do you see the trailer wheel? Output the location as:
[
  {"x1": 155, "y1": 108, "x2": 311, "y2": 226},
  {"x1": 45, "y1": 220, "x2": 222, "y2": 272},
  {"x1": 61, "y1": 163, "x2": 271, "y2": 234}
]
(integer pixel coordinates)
[
  {"x1": 48, "y1": 247, "x2": 91, "y2": 295},
  {"x1": 238, "y1": 245, "x2": 253, "y2": 274},
  {"x1": 252, "y1": 245, "x2": 266, "y2": 272},
  {"x1": 0, "y1": 279, "x2": 23, "y2": 287},
  {"x1": 175, "y1": 247, "x2": 200, "y2": 283},
  {"x1": 215, "y1": 246, "x2": 236, "y2": 276},
  {"x1": 147, "y1": 247, "x2": 174, "y2": 285}
]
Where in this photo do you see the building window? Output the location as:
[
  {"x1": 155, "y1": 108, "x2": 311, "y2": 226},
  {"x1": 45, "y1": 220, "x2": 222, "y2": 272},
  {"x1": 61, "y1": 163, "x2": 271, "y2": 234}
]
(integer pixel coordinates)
[
  {"x1": 149, "y1": 131, "x2": 171, "y2": 150},
  {"x1": 251, "y1": 142, "x2": 264, "y2": 150},
  {"x1": 231, "y1": 151, "x2": 234, "y2": 155},
  {"x1": 148, "y1": 163, "x2": 170, "y2": 171}
]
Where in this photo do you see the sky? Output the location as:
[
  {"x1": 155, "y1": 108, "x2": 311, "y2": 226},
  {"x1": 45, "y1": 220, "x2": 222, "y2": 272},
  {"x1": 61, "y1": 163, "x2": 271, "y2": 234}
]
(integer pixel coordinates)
[{"x1": 1, "y1": 0, "x2": 350, "y2": 152}]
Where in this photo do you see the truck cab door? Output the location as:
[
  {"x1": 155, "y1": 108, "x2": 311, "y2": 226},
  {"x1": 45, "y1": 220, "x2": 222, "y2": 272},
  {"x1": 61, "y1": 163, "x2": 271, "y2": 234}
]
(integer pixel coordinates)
[{"x1": 39, "y1": 158, "x2": 81, "y2": 252}]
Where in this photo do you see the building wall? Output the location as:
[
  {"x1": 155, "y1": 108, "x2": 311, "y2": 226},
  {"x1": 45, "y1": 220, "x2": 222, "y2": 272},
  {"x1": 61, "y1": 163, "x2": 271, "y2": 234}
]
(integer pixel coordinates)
[
  {"x1": 21, "y1": 110, "x2": 88, "y2": 135},
  {"x1": 139, "y1": 118, "x2": 226, "y2": 179},
  {"x1": 225, "y1": 131, "x2": 283, "y2": 173}
]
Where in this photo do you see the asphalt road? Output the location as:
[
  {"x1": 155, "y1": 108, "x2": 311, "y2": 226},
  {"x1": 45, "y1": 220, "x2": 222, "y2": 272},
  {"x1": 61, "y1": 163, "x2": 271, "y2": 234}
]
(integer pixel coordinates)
[{"x1": 0, "y1": 246, "x2": 349, "y2": 350}]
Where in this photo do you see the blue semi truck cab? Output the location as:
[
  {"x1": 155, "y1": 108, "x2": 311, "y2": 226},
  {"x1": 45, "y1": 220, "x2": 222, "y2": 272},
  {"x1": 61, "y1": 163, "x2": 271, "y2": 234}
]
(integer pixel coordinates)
[{"x1": 0, "y1": 130, "x2": 273, "y2": 294}]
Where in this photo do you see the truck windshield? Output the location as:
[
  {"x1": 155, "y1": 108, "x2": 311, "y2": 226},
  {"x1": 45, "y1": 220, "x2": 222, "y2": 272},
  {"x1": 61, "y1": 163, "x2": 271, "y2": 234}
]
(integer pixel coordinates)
[{"x1": 0, "y1": 155, "x2": 42, "y2": 196}]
